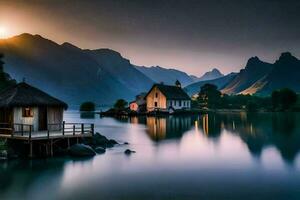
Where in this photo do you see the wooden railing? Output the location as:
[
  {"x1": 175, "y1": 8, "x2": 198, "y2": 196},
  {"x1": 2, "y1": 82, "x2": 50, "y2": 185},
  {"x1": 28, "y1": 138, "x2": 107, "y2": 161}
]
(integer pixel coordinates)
[{"x1": 0, "y1": 121, "x2": 94, "y2": 139}]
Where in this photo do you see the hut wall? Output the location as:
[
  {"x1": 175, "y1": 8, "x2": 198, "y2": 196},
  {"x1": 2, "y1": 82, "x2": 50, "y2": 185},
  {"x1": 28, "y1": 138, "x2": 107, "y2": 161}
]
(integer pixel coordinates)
[
  {"x1": 146, "y1": 86, "x2": 167, "y2": 111},
  {"x1": 13, "y1": 107, "x2": 39, "y2": 132},
  {"x1": 47, "y1": 107, "x2": 64, "y2": 131}
]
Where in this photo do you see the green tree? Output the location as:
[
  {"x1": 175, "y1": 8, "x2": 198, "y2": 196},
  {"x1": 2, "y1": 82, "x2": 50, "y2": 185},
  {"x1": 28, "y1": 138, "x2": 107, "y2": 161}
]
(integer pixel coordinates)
[
  {"x1": 80, "y1": 101, "x2": 96, "y2": 111},
  {"x1": 0, "y1": 53, "x2": 16, "y2": 91},
  {"x1": 198, "y1": 84, "x2": 221, "y2": 108},
  {"x1": 114, "y1": 99, "x2": 128, "y2": 110},
  {"x1": 272, "y1": 88, "x2": 298, "y2": 110}
]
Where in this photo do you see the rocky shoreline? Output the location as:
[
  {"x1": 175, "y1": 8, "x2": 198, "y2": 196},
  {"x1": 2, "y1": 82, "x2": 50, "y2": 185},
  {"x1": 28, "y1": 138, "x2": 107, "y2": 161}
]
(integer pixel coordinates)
[{"x1": 0, "y1": 132, "x2": 135, "y2": 160}]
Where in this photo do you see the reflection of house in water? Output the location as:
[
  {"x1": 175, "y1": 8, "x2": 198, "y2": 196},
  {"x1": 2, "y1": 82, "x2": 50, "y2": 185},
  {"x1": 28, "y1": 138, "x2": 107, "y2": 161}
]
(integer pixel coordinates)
[
  {"x1": 145, "y1": 116, "x2": 194, "y2": 141},
  {"x1": 199, "y1": 114, "x2": 222, "y2": 138}
]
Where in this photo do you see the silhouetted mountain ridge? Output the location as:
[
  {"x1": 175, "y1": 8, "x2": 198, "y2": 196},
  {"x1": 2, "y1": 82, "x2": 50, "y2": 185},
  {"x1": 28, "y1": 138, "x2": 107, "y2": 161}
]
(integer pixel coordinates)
[
  {"x1": 222, "y1": 52, "x2": 300, "y2": 95},
  {"x1": 135, "y1": 65, "x2": 195, "y2": 87}
]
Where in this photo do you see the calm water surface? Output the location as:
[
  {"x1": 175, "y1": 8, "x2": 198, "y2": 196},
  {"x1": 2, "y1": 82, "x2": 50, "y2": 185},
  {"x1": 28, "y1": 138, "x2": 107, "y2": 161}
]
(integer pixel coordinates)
[{"x1": 1, "y1": 111, "x2": 300, "y2": 200}]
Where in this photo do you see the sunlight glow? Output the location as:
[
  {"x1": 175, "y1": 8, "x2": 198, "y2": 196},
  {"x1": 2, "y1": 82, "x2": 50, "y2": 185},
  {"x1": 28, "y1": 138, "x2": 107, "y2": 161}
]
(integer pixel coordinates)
[{"x1": 0, "y1": 26, "x2": 8, "y2": 39}]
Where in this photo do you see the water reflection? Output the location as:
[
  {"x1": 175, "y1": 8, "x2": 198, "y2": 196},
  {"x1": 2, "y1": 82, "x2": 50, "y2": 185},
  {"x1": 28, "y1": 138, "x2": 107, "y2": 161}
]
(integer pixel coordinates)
[
  {"x1": 130, "y1": 112, "x2": 300, "y2": 164},
  {"x1": 130, "y1": 116, "x2": 195, "y2": 141},
  {"x1": 80, "y1": 112, "x2": 95, "y2": 119}
]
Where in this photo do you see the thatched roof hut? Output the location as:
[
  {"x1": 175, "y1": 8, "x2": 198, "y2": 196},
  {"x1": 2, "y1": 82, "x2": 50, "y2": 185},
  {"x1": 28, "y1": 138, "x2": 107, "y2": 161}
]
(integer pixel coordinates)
[{"x1": 0, "y1": 82, "x2": 68, "y2": 132}]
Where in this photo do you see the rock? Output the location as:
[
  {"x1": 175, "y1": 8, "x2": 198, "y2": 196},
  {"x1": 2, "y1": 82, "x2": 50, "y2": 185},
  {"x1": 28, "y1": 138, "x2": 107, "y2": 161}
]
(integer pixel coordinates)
[
  {"x1": 123, "y1": 142, "x2": 129, "y2": 145},
  {"x1": 109, "y1": 139, "x2": 119, "y2": 145},
  {"x1": 95, "y1": 147, "x2": 106, "y2": 154},
  {"x1": 92, "y1": 132, "x2": 118, "y2": 148},
  {"x1": 69, "y1": 144, "x2": 96, "y2": 157},
  {"x1": 124, "y1": 149, "x2": 136, "y2": 155}
]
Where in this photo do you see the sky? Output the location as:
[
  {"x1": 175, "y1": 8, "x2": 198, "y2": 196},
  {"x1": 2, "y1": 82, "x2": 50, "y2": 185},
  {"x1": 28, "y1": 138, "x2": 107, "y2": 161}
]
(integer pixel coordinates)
[{"x1": 0, "y1": 0, "x2": 300, "y2": 76}]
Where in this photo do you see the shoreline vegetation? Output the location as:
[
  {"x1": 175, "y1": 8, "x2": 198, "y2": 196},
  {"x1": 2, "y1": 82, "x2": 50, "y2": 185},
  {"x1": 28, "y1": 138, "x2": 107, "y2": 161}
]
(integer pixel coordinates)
[{"x1": 99, "y1": 83, "x2": 300, "y2": 117}]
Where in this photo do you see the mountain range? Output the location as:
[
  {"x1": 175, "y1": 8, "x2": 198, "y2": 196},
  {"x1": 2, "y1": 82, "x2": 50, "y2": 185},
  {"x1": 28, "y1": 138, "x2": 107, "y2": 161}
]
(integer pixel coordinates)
[
  {"x1": 0, "y1": 33, "x2": 205, "y2": 106},
  {"x1": 221, "y1": 52, "x2": 300, "y2": 96},
  {"x1": 0, "y1": 33, "x2": 299, "y2": 107},
  {"x1": 186, "y1": 52, "x2": 300, "y2": 96}
]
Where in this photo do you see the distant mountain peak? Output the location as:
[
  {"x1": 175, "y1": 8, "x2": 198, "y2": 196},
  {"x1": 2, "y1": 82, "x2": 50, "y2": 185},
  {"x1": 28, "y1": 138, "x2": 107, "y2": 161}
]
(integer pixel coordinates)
[
  {"x1": 246, "y1": 56, "x2": 262, "y2": 66},
  {"x1": 277, "y1": 52, "x2": 298, "y2": 63},
  {"x1": 198, "y1": 68, "x2": 224, "y2": 81}
]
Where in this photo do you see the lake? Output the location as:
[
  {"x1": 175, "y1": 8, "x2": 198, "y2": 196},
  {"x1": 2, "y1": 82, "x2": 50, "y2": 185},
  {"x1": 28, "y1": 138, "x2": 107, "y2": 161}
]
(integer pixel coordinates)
[{"x1": 1, "y1": 111, "x2": 300, "y2": 200}]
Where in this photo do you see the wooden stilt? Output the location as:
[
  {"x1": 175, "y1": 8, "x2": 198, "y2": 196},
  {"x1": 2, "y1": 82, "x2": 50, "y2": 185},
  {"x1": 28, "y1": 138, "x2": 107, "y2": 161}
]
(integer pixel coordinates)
[
  {"x1": 50, "y1": 140, "x2": 53, "y2": 157},
  {"x1": 67, "y1": 138, "x2": 70, "y2": 148},
  {"x1": 45, "y1": 144, "x2": 48, "y2": 156},
  {"x1": 29, "y1": 142, "x2": 33, "y2": 158}
]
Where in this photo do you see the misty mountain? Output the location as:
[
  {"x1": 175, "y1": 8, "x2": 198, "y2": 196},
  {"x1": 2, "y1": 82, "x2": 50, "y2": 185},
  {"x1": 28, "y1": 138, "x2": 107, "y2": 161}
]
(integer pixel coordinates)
[
  {"x1": 198, "y1": 68, "x2": 224, "y2": 81},
  {"x1": 221, "y1": 57, "x2": 273, "y2": 94},
  {"x1": 135, "y1": 65, "x2": 195, "y2": 87},
  {"x1": 184, "y1": 73, "x2": 237, "y2": 96},
  {"x1": 0, "y1": 33, "x2": 154, "y2": 107}
]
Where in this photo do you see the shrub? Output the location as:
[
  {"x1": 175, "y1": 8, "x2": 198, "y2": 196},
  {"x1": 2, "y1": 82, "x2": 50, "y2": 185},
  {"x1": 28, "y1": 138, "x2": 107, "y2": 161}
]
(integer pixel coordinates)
[
  {"x1": 113, "y1": 99, "x2": 128, "y2": 110},
  {"x1": 80, "y1": 101, "x2": 96, "y2": 112}
]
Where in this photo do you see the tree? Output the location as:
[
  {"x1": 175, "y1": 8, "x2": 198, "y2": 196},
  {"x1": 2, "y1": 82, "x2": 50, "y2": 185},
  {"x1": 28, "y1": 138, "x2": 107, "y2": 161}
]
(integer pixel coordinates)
[
  {"x1": 198, "y1": 84, "x2": 221, "y2": 108},
  {"x1": 80, "y1": 101, "x2": 96, "y2": 111},
  {"x1": 114, "y1": 99, "x2": 128, "y2": 110},
  {"x1": 0, "y1": 53, "x2": 16, "y2": 91},
  {"x1": 272, "y1": 88, "x2": 298, "y2": 110},
  {"x1": 271, "y1": 90, "x2": 280, "y2": 109}
]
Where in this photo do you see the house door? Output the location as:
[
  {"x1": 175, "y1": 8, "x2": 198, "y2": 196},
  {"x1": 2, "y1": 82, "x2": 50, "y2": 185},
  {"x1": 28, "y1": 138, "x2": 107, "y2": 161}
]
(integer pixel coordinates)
[{"x1": 39, "y1": 107, "x2": 48, "y2": 131}]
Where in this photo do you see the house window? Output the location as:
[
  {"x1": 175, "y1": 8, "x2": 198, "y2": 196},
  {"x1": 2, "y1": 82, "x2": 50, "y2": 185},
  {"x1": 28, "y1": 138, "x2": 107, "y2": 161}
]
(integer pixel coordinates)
[
  {"x1": 179, "y1": 101, "x2": 182, "y2": 107},
  {"x1": 155, "y1": 92, "x2": 158, "y2": 98},
  {"x1": 154, "y1": 102, "x2": 158, "y2": 107},
  {"x1": 22, "y1": 107, "x2": 33, "y2": 117},
  {"x1": 183, "y1": 101, "x2": 186, "y2": 107}
]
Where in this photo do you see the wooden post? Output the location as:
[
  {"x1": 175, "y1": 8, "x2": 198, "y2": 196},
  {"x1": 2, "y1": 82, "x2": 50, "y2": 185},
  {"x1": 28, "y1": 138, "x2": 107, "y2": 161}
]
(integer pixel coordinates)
[
  {"x1": 62, "y1": 121, "x2": 65, "y2": 136},
  {"x1": 47, "y1": 130, "x2": 50, "y2": 139},
  {"x1": 11, "y1": 124, "x2": 14, "y2": 138},
  {"x1": 21, "y1": 124, "x2": 24, "y2": 136},
  {"x1": 29, "y1": 125, "x2": 32, "y2": 140},
  {"x1": 81, "y1": 124, "x2": 84, "y2": 135},
  {"x1": 91, "y1": 124, "x2": 94, "y2": 136},
  {"x1": 73, "y1": 125, "x2": 75, "y2": 136}
]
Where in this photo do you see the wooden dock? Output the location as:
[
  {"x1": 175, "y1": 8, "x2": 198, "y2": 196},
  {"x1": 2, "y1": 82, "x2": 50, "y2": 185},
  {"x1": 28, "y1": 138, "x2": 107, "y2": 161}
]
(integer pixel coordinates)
[{"x1": 0, "y1": 122, "x2": 95, "y2": 157}]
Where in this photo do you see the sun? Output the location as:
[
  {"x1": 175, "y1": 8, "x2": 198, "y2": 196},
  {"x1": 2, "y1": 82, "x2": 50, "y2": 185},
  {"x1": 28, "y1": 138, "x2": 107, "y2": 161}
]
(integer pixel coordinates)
[{"x1": 0, "y1": 26, "x2": 8, "y2": 39}]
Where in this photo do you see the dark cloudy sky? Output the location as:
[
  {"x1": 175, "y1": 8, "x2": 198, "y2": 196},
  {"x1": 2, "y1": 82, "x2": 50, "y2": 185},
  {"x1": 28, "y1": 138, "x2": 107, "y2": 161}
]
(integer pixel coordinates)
[{"x1": 0, "y1": 0, "x2": 299, "y2": 76}]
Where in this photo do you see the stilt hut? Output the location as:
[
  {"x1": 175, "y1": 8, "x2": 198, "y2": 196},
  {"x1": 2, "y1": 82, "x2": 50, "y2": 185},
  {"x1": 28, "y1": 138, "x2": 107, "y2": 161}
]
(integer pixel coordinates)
[{"x1": 0, "y1": 82, "x2": 68, "y2": 134}]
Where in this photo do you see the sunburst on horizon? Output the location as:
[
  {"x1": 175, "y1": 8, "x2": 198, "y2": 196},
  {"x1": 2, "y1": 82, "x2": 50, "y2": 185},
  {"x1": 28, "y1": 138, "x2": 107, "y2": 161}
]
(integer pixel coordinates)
[{"x1": 0, "y1": 26, "x2": 9, "y2": 39}]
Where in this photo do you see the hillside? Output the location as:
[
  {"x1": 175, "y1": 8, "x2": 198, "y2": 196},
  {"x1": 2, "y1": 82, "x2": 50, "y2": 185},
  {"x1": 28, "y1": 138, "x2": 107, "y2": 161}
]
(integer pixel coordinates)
[{"x1": 221, "y1": 57, "x2": 273, "y2": 94}]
